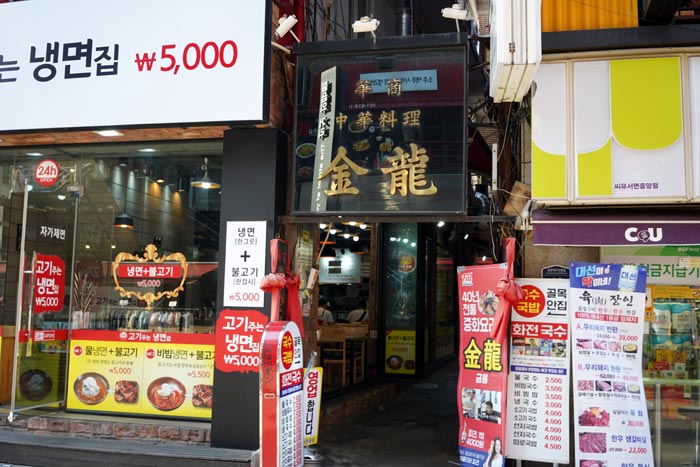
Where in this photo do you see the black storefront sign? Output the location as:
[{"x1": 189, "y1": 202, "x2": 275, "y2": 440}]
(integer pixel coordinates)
[{"x1": 292, "y1": 37, "x2": 470, "y2": 215}]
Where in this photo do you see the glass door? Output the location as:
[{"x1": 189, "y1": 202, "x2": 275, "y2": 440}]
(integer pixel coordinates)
[{"x1": 5, "y1": 158, "x2": 78, "y2": 419}]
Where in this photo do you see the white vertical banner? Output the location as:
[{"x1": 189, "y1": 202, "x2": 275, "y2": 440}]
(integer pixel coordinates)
[
  {"x1": 310, "y1": 66, "x2": 337, "y2": 212},
  {"x1": 507, "y1": 279, "x2": 570, "y2": 463},
  {"x1": 223, "y1": 221, "x2": 266, "y2": 308},
  {"x1": 570, "y1": 262, "x2": 653, "y2": 467}
]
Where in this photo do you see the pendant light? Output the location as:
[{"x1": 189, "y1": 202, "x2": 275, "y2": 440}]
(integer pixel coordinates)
[
  {"x1": 113, "y1": 211, "x2": 134, "y2": 229},
  {"x1": 191, "y1": 157, "x2": 221, "y2": 190}
]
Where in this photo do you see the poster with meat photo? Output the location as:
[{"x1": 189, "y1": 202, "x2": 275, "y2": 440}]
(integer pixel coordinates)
[
  {"x1": 570, "y1": 262, "x2": 653, "y2": 467},
  {"x1": 456, "y1": 264, "x2": 508, "y2": 467}
]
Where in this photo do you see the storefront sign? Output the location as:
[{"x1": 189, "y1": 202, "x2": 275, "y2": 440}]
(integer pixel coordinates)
[
  {"x1": 456, "y1": 264, "x2": 509, "y2": 467},
  {"x1": 318, "y1": 252, "x2": 361, "y2": 284},
  {"x1": 0, "y1": 0, "x2": 270, "y2": 131},
  {"x1": 602, "y1": 245, "x2": 700, "y2": 286},
  {"x1": 67, "y1": 330, "x2": 214, "y2": 419},
  {"x1": 532, "y1": 55, "x2": 700, "y2": 203},
  {"x1": 33, "y1": 159, "x2": 60, "y2": 187},
  {"x1": 570, "y1": 262, "x2": 653, "y2": 467},
  {"x1": 506, "y1": 279, "x2": 570, "y2": 463},
  {"x1": 224, "y1": 221, "x2": 266, "y2": 308},
  {"x1": 303, "y1": 367, "x2": 323, "y2": 446},
  {"x1": 385, "y1": 330, "x2": 416, "y2": 375},
  {"x1": 260, "y1": 321, "x2": 304, "y2": 467},
  {"x1": 214, "y1": 309, "x2": 267, "y2": 373},
  {"x1": 293, "y1": 45, "x2": 467, "y2": 215},
  {"x1": 33, "y1": 254, "x2": 65, "y2": 314},
  {"x1": 541, "y1": 265, "x2": 569, "y2": 279}
]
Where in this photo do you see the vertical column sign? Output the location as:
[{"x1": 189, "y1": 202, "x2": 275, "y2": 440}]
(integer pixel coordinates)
[
  {"x1": 224, "y1": 221, "x2": 266, "y2": 307},
  {"x1": 34, "y1": 254, "x2": 65, "y2": 313},
  {"x1": 260, "y1": 321, "x2": 304, "y2": 467}
]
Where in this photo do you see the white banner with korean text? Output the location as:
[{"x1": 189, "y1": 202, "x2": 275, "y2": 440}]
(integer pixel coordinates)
[{"x1": 570, "y1": 262, "x2": 653, "y2": 467}]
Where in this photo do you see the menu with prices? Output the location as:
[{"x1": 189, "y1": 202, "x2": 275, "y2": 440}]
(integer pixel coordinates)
[
  {"x1": 260, "y1": 321, "x2": 304, "y2": 467},
  {"x1": 570, "y1": 262, "x2": 653, "y2": 467},
  {"x1": 67, "y1": 330, "x2": 214, "y2": 419},
  {"x1": 456, "y1": 264, "x2": 509, "y2": 467},
  {"x1": 506, "y1": 279, "x2": 570, "y2": 463}
]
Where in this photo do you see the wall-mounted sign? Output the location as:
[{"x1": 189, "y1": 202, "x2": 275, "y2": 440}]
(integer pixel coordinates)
[
  {"x1": 293, "y1": 46, "x2": 466, "y2": 215},
  {"x1": 532, "y1": 56, "x2": 700, "y2": 203},
  {"x1": 223, "y1": 221, "x2": 266, "y2": 308},
  {"x1": 0, "y1": 0, "x2": 270, "y2": 132},
  {"x1": 214, "y1": 309, "x2": 268, "y2": 373}
]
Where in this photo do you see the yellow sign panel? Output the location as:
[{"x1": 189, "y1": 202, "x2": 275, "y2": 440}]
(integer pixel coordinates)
[
  {"x1": 67, "y1": 330, "x2": 214, "y2": 419},
  {"x1": 385, "y1": 330, "x2": 416, "y2": 375}
]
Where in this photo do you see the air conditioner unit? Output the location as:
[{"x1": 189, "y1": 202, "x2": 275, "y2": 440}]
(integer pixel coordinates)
[{"x1": 489, "y1": 0, "x2": 542, "y2": 102}]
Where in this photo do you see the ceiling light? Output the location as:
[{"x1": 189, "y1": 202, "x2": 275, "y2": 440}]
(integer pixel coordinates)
[
  {"x1": 464, "y1": 233, "x2": 470, "y2": 240},
  {"x1": 411, "y1": 242, "x2": 416, "y2": 247},
  {"x1": 191, "y1": 157, "x2": 221, "y2": 190},
  {"x1": 57, "y1": 194, "x2": 66, "y2": 200},
  {"x1": 94, "y1": 130, "x2": 123, "y2": 137},
  {"x1": 353, "y1": 235, "x2": 359, "y2": 242},
  {"x1": 156, "y1": 178, "x2": 165, "y2": 184},
  {"x1": 320, "y1": 223, "x2": 327, "y2": 230},
  {"x1": 139, "y1": 148, "x2": 156, "y2": 153},
  {"x1": 26, "y1": 152, "x2": 43, "y2": 157},
  {"x1": 343, "y1": 230, "x2": 351, "y2": 239},
  {"x1": 390, "y1": 236, "x2": 397, "y2": 242},
  {"x1": 360, "y1": 223, "x2": 367, "y2": 230},
  {"x1": 348, "y1": 221, "x2": 357, "y2": 226},
  {"x1": 113, "y1": 211, "x2": 135, "y2": 229},
  {"x1": 111, "y1": 245, "x2": 116, "y2": 249},
  {"x1": 352, "y1": 15, "x2": 380, "y2": 39},
  {"x1": 85, "y1": 244, "x2": 91, "y2": 249},
  {"x1": 403, "y1": 238, "x2": 409, "y2": 243},
  {"x1": 437, "y1": 221, "x2": 445, "y2": 228},
  {"x1": 329, "y1": 226, "x2": 337, "y2": 235}
]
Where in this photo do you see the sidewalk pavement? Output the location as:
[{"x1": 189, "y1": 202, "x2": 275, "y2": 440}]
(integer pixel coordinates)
[{"x1": 312, "y1": 358, "x2": 461, "y2": 467}]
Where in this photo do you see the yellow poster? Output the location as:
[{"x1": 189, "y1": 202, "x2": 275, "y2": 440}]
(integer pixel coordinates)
[
  {"x1": 67, "y1": 330, "x2": 214, "y2": 419},
  {"x1": 385, "y1": 330, "x2": 416, "y2": 375}
]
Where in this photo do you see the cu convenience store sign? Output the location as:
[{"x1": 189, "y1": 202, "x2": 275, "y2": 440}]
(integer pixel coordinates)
[{"x1": 0, "y1": 0, "x2": 270, "y2": 132}]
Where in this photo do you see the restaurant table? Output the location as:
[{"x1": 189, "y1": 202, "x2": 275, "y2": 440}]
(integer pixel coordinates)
[{"x1": 678, "y1": 405, "x2": 700, "y2": 467}]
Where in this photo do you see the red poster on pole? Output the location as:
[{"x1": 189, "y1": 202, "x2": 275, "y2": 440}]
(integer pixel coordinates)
[
  {"x1": 215, "y1": 309, "x2": 268, "y2": 373},
  {"x1": 457, "y1": 264, "x2": 509, "y2": 467},
  {"x1": 33, "y1": 254, "x2": 65, "y2": 314},
  {"x1": 260, "y1": 321, "x2": 304, "y2": 467}
]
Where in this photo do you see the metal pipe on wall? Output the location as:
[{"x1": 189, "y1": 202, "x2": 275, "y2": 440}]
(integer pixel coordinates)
[{"x1": 396, "y1": 0, "x2": 412, "y2": 36}]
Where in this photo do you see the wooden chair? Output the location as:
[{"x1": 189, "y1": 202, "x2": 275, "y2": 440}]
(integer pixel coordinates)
[{"x1": 318, "y1": 326, "x2": 349, "y2": 388}]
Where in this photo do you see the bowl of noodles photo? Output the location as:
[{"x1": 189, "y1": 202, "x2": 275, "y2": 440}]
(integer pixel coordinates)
[
  {"x1": 147, "y1": 377, "x2": 186, "y2": 411},
  {"x1": 73, "y1": 372, "x2": 109, "y2": 405},
  {"x1": 295, "y1": 143, "x2": 316, "y2": 159}
]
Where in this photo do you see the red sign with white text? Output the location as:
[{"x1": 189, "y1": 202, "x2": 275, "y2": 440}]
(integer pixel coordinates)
[
  {"x1": 34, "y1": 159, "x2": 60, "y2": 187},
  {"x1": 116, "y1": 264, "x2": 182, "y2": 279},
  {"x1": 456, "y1": 264, "x2": 509, "y2": 467},
  {"x1": 214, "y1": 309, "x2": 268, "y2": 373},
  {"x1": 33, "y1": 254, "x2": 65, "y2": 313}
]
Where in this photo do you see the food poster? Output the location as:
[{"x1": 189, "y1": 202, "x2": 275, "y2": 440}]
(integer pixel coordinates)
[
  {"x1": 456, "y1": 264, "x2": 509, "y2": 467},
  {"x1": 570, "y1": 262, "x2": 653, "y2": 467},
  {"x1": 67, "y1": 330, "x2": 214, "y2": 419},
  {"x1": 15, "y1": 330, "x2": 68, "y2": 406},
  {"x1": 506, "y1": 279, "x2": 570, "y2": 463},
  {"x1": 385, "y1": 330, "x2": 416, "y2": 375}
]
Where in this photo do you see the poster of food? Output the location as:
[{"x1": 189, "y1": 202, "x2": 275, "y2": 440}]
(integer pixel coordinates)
[
  {"x1": 570, "y1": 262, "x2": 653, "y2": 467},
  {"x1": 506, "y1": 279, "x2": 570, "y2": 463},
  {"x1": 67, "y1": 330, "x2": 214, "y2": 419},
  {"x1": 456, "y1": 264, "x2": 509, "y2": 467},
  {"x1": 15, "y1": 330, "x2": 67, "y2": 406},
  {"x1": 384, "y1": 330, "x2": 416, "y2": 375}
]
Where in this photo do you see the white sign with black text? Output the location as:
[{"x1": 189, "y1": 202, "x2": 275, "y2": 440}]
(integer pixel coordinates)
[{"x1": 223, "y1": 221, "x2": 266, "y2": 308}]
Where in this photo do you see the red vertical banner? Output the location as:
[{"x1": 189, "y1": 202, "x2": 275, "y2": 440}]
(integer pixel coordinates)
[
  {"x1": 215, "y1": 309, "x2": 268, "y2": 373},
  {"x1": 33, "y1": 254, "x2": 65, "y2": 314},
  {"x1": 457, "y1": 264, "x2": 509, "y2": 467},
  {"x1": 260, "y1": 321, "x2": 304, "y2": 467}
]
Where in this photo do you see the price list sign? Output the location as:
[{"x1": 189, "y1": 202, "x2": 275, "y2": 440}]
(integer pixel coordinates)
[
  {"x1": 33, "y1": 254, "x2": 65, "y2": 313},
  {"x1": 570, "y1": 262, "x2": 653, "y2": 467},
  {"x1": 224, "y1": 221, "x2": 266, "y2": 308},
  {"x1": 215, "y1": 309, "x2": 268, "y2": 373},
  {"x1": 260, "y1": 321, "x2": 304, "y2": 467},
  {"x1": 506, "y1": 279, "x2": 570, "y2": 463}
]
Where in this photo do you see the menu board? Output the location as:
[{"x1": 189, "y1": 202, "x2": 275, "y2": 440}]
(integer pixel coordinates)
[
  {"x1": 506, "y1": 279, "x2": 570, "y2": 463},
  {"x1": 385, "y1": 330, "x2": 416, "y2": 375},
  {"x1": 570, "y1": 262, "x2": 653, "y2": 467},
  {"x1": 456, "y1": 264, "x2": 509, "y2": 467},
  {"x1": 67, "y1": 330, "x2": 214, "y2": 419}
]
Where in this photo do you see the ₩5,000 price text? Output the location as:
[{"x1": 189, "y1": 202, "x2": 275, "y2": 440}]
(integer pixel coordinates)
[{"x1": 135, "y1": 41, "x2": 238, "y2": 75}]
